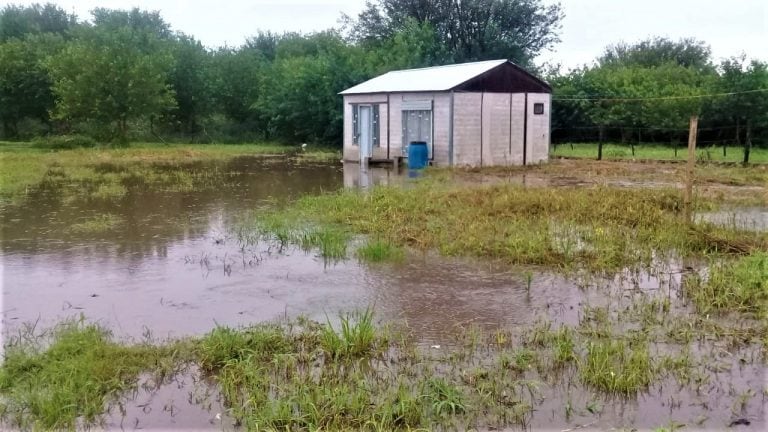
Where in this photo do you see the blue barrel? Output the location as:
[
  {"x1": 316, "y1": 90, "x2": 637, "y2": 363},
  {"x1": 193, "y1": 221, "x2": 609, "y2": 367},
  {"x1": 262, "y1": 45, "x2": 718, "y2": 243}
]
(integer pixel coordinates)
[{"x1": 407, "y1": 141, "x2": 429, "y2": 169}]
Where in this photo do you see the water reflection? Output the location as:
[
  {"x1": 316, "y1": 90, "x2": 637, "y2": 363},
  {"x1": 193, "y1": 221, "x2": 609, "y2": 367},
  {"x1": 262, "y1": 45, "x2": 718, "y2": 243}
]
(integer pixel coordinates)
[
  {"x1": 697, "y1": 207, "x2": 768, "y2": 232},
  {"x1": 342, "y1": 162, "x2": 403, "y2": 188}
]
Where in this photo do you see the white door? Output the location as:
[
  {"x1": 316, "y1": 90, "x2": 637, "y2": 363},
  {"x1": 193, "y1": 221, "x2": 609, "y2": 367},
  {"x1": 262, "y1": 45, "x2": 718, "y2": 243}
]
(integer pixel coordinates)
[{"x1": 359, "y1": 106, "x2": 372, "y2": 163}]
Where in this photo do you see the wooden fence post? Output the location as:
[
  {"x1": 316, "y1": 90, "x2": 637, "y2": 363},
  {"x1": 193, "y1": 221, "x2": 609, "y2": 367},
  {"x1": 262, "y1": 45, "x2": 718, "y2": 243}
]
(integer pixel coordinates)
[
  {"x1": 743, "y1": 119, "x2": 752, "y2": 166},
  {"x1": 684, "y1": 115, "x2": 698, "y2": 222}
]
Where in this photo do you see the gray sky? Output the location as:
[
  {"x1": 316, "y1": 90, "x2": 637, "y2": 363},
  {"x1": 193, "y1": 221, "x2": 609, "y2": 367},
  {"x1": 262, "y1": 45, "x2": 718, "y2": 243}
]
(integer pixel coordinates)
[{"x1": 10, "y1": 0, "x2": 768, "y2": 68}]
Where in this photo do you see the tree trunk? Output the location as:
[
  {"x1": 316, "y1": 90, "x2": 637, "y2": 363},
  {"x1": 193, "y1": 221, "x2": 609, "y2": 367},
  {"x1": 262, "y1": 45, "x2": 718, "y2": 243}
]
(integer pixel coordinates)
[
  {"x1": 620, "y1": 128, "x2": 631, "y2": 143},
  {"x1": 743, "y1": 120, "x2": 752, "y2": 166},
  {"x1": 2, "y1": 119, "x2": 18, "y2": 138},
  {"x1": 116, "y1": 118, "x2": 128, "y2": 145},
  {"x1": 597, "y1": 141, "x2": 603, "y2": 161},
  {"x1": 633, "y1": 128, "x2": 640, "y2": 156},
  {"x1": 674, "y1": 136, "x2": 678, "y2": 158}
]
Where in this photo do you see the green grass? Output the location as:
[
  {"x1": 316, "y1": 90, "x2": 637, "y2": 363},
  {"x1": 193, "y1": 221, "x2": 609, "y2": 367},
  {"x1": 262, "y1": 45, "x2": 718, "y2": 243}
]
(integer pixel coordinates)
[
  {"x1": 255, "y1": 181, "x2": 766, "y2": 272},
  {"x1": 356, "y1": 239, "x2": 406, "y2": 263},
  {"x1": 0, "y1": 319, "x2": 185, "y2": 430},
  {"x1": 579, "y1": 338, "x2": 655, "y2": 394},
  {"x1": 686, "y1": 252, "x2": 768, "y2": 318},
  {"x1": 552, "y1": 142, "x2": 768, "y2": 164},
  {"x1": 298, "y1": 226, "x2": 350, "y2": 260},
  {"x1": 321, "y1": 309, "x2": 379, "y2": 360},
  {"x1": 1, "y1": 306, "x2": 764, "y2": 430}
]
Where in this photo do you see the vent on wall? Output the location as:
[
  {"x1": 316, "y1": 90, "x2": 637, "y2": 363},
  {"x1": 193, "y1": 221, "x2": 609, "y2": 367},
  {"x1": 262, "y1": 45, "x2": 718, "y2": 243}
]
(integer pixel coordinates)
[{"x1": 401, "y1": 100, "x2": 433, "y2": 111}]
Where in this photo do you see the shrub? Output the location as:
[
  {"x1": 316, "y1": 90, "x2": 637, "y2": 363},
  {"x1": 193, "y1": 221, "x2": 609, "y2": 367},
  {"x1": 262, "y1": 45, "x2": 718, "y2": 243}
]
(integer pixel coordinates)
[{"x1": 31, "y1": 134, "x2": 98, "y2": 150}]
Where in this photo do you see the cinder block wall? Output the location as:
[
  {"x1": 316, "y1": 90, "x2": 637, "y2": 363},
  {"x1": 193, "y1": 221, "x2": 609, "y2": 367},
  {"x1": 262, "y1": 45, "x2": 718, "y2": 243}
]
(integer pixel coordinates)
[
  {"x1": 454, "y1": 92, "x2": 549, "y2": 167},
  {"x1": 453, "y1": 93, "x2": 483, "y2": 166},
  {"x1": 509, "y1": 94, "x2": 526, "y2": 165},
  {"x1": 481, "y1": 93, "x2": 511, "y2": 166}
]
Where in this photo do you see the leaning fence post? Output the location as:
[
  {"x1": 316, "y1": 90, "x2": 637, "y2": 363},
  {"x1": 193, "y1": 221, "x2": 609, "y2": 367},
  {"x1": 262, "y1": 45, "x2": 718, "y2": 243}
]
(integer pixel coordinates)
[{"x1": 683, "y1": 115, "x2": 698, "y2": 222}]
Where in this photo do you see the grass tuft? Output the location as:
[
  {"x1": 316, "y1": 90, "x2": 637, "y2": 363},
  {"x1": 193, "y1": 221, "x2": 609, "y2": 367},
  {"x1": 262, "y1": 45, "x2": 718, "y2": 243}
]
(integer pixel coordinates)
[
  {"x1": 356, "y1": 239, "x2": 406, "y2": 263},
  {"x1": 579, "y1": 338, "x2": 654, "y2": 394},
  {"x1": 321, "y1": 309, "x2": 378, "y2": 361},
  {"x1": 686, "y1": 252, "x2": 768, "y2": 318},
  {"x1": 0, "y1": 319, "x2": 181, "y2": 430}
]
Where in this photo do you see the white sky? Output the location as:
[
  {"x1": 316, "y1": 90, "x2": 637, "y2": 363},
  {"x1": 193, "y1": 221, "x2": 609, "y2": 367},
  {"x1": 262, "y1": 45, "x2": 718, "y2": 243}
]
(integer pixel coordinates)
[{"x1": 9, "y1": 0, "x2": 768, "y2": 68}]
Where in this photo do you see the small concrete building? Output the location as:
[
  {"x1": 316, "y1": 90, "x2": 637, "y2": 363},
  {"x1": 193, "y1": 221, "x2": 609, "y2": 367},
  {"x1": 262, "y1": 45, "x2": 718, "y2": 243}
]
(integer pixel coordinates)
[{"x1": 340, "y1": 59, "x2": 552, "y2": 167}]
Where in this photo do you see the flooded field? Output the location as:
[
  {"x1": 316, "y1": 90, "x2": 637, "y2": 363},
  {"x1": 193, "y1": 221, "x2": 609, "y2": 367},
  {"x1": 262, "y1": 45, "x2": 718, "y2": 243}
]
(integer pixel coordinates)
[{"x1": 1, "y1": 156, "x2": 766, "y2": 431}]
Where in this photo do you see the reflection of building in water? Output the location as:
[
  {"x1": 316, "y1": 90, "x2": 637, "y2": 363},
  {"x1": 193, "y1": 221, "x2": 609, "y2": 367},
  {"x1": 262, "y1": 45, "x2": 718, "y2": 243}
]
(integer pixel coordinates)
[{"x1": 343, "y1": 163, "x2": 404, "y2": 188}]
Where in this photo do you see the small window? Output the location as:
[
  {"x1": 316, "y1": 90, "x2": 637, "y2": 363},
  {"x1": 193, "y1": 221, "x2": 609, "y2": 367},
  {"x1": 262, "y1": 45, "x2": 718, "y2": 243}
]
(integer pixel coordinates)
[{"x1": 533, "y1": 103, "x2": 544, "y2": 115}]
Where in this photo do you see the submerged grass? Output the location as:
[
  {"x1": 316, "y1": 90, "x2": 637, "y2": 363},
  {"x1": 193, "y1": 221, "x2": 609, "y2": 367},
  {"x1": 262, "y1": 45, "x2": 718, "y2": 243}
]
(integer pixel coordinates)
[
  {"x1": 66, "y1": 213, "x2": 123, "y2": 234},
  {"x1": 1, "y1": 305, "x2": 763, "y2": 431},
  {"x1": 686, "y1": 252, "x2": 768, "y2": 318},
  {"x1": 0, "y1": 319, "x2": 185, "y2": 430},
  {"x1": 259, "y1": 180, "x2": 765, "y2": 272},
  {"x1": 579, "y1": 339, "x2": 654, "y2": 395},
  {"x1": 0, "y1": 141, "x2": 338, "y2": 205},
  {"x1": 321, "y1": 309, "x2": 378, "y2": 360},
  {"x1": 356, "y1": 240, "x2": 406, "y2": 263}
]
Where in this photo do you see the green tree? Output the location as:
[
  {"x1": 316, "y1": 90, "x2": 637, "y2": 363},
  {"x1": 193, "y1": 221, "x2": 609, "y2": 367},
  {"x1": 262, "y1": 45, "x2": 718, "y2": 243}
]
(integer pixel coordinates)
[
  {"x1": 0, "y1": 34, "x2": 62, "y2": 137},
  {"x1": 371, "y1": 19, "x2": 448, "y2": 70},
  {"x1": 210, "y1": 46, "x2": 266, "y2": 129},
  {"x1": 47, "y1": 27, "x2": 175, "y2": 142},
  {"x1": 90, "y1": 7, "x2": 172, "y2": 40},
  {"x1": 348, "y1": 0, "x2": 563, "y2": 65},
  {"x1": 165, "y1": 34, "x2": 214, "y2": 135},
  {"x1": 0, "y1": 3, "x2": 76, "y2": 41},
  {"x1": 713, "y1": 57, "x2": 768, "y2": 162},
  {"x1": 582, "y1": 64, "x2": 711, "y2": 136},
  {"x1": 256, "y1": 32, "x2": 364, "y2": 144},
  {"x1": 598, "y1": 37, "x2": 713, "y2": 70}
]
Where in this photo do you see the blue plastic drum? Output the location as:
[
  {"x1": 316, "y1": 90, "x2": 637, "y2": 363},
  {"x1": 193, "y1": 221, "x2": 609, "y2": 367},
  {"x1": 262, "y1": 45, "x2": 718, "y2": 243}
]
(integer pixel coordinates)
[{"x1": 407, "y1": 141, "x2": 429, "y2": 169}]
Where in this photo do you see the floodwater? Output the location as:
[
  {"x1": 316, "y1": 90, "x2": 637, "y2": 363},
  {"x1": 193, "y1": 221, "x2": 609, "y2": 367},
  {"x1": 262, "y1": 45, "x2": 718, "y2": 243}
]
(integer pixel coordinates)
[
  {"x1": 697, "y1": 207, "x2": 768, "y2": 232},
  {"x1": 1, "y1": 157, "x2": 765, "y2": 430}
]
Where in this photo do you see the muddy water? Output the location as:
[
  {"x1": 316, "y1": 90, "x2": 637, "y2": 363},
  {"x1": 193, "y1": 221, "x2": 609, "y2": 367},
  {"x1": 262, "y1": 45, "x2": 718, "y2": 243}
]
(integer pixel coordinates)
[
  {"x1": 697, "y1": 207, "x2": 768, "y2": 231},
  {"x1": 1, "y1": 157, "x2": 766, "y2": 430}
]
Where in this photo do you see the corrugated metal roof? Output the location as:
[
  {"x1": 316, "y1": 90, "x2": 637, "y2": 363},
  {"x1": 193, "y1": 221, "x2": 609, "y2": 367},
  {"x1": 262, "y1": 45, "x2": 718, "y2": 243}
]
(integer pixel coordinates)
[{"x1": 340, "y1": 59, "x2": 508, "y2": 95}]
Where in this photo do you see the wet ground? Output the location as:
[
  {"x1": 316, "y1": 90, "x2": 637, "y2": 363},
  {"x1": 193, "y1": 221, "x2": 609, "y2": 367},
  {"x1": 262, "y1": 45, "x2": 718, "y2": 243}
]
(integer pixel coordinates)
[{"x1": 1, "y1": 157, "x2": 766, "y2": 430}]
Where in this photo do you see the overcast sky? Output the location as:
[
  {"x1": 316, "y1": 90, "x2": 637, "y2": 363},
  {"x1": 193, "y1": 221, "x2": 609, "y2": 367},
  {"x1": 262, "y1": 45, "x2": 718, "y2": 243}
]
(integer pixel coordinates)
[{"x1": 10, "y1": 0, "x2": 768, "y2": 69}]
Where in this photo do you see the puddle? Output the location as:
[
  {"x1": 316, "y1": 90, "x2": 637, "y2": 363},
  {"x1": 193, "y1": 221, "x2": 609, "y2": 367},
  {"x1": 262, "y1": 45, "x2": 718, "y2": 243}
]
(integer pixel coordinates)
[
  {"x1": 697, "y1": 207, "x2": 768, "y2": 231},
  {"x1": 1, "y1": 157, "x2": 766, "y2": 430},
  {"x1": 103, "y1": 368, "x2": 233, "y2": 431}
]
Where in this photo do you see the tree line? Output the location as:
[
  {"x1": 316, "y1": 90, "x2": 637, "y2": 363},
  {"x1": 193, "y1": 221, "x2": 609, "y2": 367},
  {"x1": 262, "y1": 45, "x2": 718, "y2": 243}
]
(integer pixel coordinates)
[
  {"x1": 0, "y1": 1, "x2": 561, "y2": 144},
  {"x1": 0, "y1": 1, "x2": 765, "y2": 148},
  {"x1": 548, "y1": 37, "x2": 768, "y2": 152}
]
